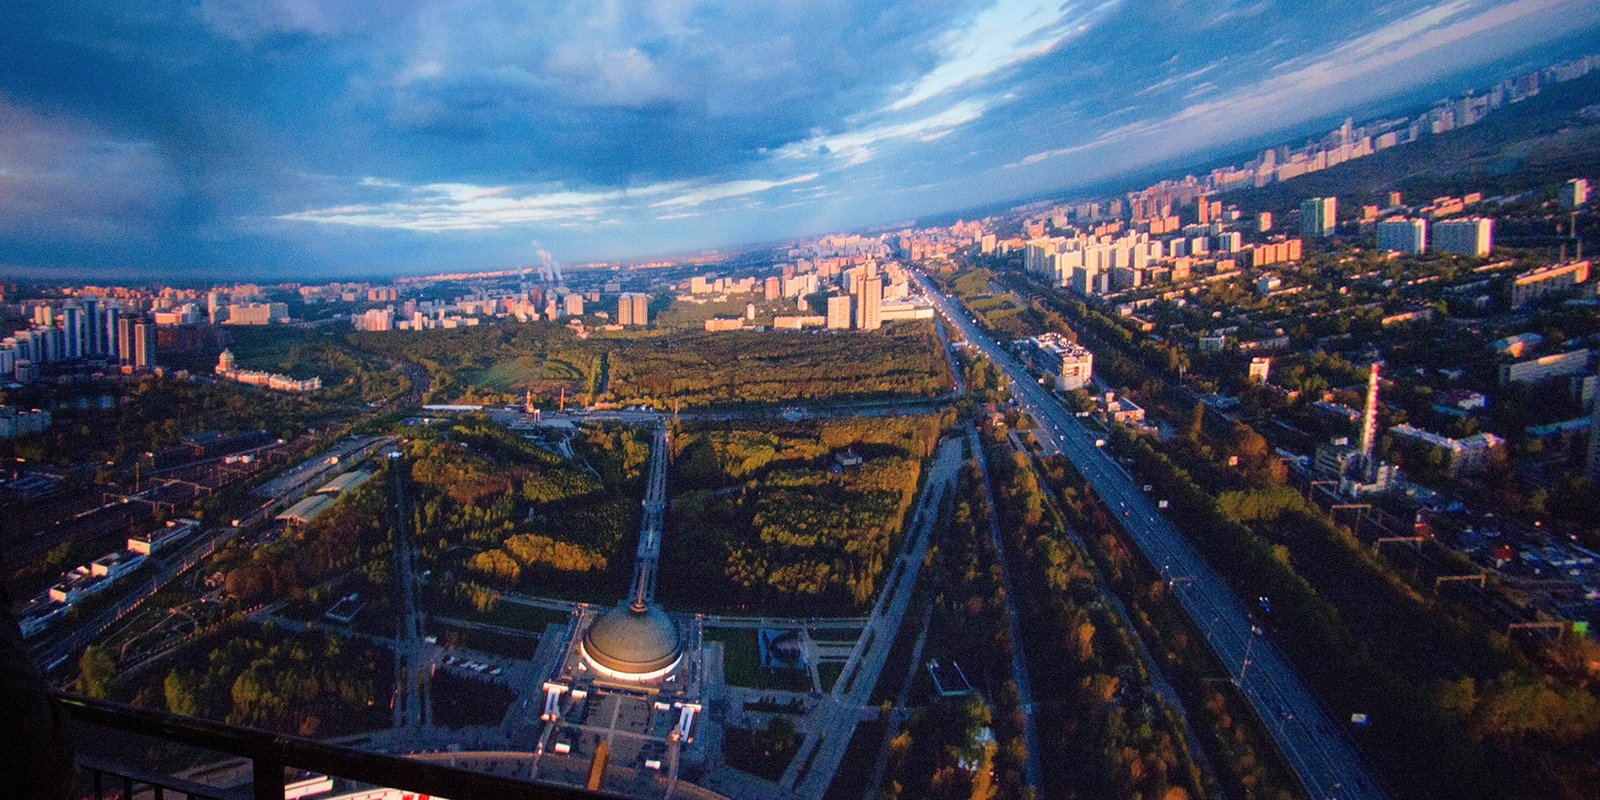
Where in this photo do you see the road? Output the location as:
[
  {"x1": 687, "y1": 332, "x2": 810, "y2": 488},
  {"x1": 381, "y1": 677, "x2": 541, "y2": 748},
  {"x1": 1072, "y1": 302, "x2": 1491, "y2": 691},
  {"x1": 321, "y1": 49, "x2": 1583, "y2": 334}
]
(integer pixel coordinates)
[
  {"x1": 916, "y1": 271, "x2": 1387, "y2": 800},
  {"x1": 388, "y1": 449, "x2": 430, "y2": 731},
  {"x1": 966, "y1": 425, "x2": 1043, "y2": 794},
  {"x1": 779, "y1": 436, "x2": 963, "y2": 799},
  {"x1": 628, "y1": 425, "x2": 670, "y2": 605}
]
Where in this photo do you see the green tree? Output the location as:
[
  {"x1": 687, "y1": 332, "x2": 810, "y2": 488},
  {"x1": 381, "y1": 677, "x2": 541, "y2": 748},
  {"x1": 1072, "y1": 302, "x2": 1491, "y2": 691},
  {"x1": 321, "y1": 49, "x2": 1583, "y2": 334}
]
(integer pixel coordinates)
[
  {"x1": 77, "y1": 645, "x2": 117, "y2": 699},
  {"x1": 164, "y1": 668, "x2": 202, "y2": 717}
]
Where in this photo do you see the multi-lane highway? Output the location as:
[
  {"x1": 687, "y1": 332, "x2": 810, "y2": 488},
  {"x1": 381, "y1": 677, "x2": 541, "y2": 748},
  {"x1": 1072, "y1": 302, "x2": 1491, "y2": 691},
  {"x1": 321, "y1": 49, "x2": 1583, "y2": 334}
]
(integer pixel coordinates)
[{"x1": 915, "y1": 271, "x2": 1386, "y2": 800}]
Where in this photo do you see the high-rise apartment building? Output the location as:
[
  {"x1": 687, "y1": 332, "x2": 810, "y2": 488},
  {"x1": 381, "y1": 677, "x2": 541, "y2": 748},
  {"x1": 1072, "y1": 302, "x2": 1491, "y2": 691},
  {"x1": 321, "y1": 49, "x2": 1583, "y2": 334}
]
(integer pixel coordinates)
[
  {"x1": 1301, "y1": 196, "x2": 1337, "y2": 237},
  {"x1": 117, "y1": 316, "x2": 134, "y2": 364},
  {"x1": 81, "y1": 296, "x2": 103, "y2": 355},
  {"x1": 61, "y1": 301, "x2": 85, "y2": 359},
  {"x1": 207, "y1": 291, "x2": 225, "y2": 324},
  {"x1": 1377, "y1": 218, "x2": 1427, "y2": 254},
  {"x1": 133, "y1": 319, "x2": 156, "y2": 370},
  {"x1": 854, "y1": 278, "x2": 882, "y2": 330},
  {"x1": 354, "y1": 308, "x2": 395, "y2": 332},
  {"x1": 826, "y1": 295, "x2": 852, "y2": 330},
  {"x1": 103, "y1": 302, "x2": 122, "y2": 360},
  {"x1": 1564, "y1": 178, "x2": 1589, "y2": 210},
  {"x1": 1431, "y1": 217, "x2": 1493, "y2": 257},
  {"x1": 617, "y1": 293, "x2": 649, "y2": 327}
]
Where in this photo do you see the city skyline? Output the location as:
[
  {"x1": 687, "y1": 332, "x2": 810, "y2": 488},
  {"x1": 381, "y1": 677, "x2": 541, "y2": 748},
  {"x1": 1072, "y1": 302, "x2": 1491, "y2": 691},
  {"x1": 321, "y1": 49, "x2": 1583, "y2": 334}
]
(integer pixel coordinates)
[{"x1": 2, "y1": 0, "x2": 1600, "y2": 280}]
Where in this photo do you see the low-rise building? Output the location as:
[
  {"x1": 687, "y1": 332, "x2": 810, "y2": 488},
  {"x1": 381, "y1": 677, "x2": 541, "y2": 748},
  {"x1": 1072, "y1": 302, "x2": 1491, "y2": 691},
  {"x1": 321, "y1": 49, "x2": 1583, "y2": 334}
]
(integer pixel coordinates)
[
  {"x1": 1499, "y1": 349, "x2": 1591, "y2": 386},
  {"x1": 1510, "y1": 261, "x2": 1589, "y2": 308},
  {"x1": 0, "y1": 406, "x2": 51, "y2": 439},
  {"x1": 127, "y1": 519, "x2": 200, "y2": 555},
  {"x1": 1389, "y1": 424, "x2": 1504, "y2": 477},
  {"x1": 49, "y1": 568, "x2": 111, "y2": 604},
  {"x1": 1100, "y1": 392, "x2": 1145, "y2": 425},
  {"x1": 90, "y1": 551, "x2": 147, "y2": 580},
  {"x1": 772, "y1": 315, "x2": 825, "y2": 330},
  {"x1": 703, "y1": 317, "x2": 744, "y2": 332}
]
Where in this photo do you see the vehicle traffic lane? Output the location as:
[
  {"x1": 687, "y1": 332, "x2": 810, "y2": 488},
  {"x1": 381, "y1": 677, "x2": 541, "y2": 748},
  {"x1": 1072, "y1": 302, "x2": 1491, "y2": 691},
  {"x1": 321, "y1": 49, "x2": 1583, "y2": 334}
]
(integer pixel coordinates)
[{"x1": 915, "y1": 271, "x2": 1384, "y2": 800}]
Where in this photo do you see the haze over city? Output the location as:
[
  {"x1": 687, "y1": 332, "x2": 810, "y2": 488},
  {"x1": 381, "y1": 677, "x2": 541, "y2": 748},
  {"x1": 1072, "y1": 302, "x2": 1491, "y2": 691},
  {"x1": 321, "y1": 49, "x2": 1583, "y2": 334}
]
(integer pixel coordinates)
[{"x1": 3, "y1": 0, "x2": 1599, "y2": 279}]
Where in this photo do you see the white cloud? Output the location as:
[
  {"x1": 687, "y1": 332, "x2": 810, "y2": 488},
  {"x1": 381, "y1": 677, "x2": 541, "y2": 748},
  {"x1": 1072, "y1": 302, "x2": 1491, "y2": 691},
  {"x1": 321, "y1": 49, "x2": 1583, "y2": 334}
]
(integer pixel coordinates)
[
  {"x1": 778, "y1": 100, "x2": 988, "y2": 166},
  {"x1": 278, "y1": 170, "x2": 824, "y2": 230},
  {"x1": 650, "y1": 173, "x2": 819, "y2": 209},
  {"x1": 889, "y1": 0, "x2": 1118, "y2": 111}
]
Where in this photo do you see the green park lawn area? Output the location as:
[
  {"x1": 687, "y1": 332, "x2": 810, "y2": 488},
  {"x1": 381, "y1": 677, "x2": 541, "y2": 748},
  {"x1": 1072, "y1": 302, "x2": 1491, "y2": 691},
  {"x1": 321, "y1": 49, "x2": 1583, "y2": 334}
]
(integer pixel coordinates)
[{"x1": 705, "y1": 627, "x2": 814, "y2": 692}]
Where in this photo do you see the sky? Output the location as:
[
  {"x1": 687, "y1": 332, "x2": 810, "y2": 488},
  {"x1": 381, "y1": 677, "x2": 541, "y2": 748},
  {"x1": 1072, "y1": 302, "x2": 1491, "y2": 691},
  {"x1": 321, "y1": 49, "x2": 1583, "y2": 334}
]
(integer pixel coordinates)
[{"x1": 1, "y1": 0, "x2": 1598, "y2": 281}]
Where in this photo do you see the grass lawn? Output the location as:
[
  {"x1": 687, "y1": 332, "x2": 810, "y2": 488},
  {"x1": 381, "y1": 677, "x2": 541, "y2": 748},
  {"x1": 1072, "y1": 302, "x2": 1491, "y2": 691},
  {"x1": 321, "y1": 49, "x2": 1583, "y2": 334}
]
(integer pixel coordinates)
[
  {"x1": 466, "y1": 355, "x2": 588, "y2": 393},
  {"x1": 818, "y1": 661, "x2": 846, "y2": 693},
  {"x1": 706, "y1": 628, "x2": 814, "y2": 692},
  {"x1": 806, "y1": 627, "x2": 862, "y2": 642},
  {"x1": 425, "y1": 587, "x2": 573, "y2": 632},
  {"x1": 427, "y1": 619, "x2": 538, "y2": 659},
  {"x1": 721, "y1": 724, "x2": 800, "y2": 782}
]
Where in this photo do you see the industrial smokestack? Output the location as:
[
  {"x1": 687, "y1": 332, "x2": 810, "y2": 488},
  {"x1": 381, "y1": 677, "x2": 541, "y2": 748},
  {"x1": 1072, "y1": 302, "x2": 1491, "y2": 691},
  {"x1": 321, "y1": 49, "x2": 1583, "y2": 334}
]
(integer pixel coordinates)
[{"x1": 1359, "y1": 363, "x2": 1380, "y2": 482}]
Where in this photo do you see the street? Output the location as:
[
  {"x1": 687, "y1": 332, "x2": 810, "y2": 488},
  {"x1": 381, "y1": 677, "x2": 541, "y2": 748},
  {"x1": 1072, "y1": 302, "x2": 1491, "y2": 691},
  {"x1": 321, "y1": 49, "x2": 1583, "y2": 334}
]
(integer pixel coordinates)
[{"x1": 916, "y1": 270, "x2": 1387, "y2": 800}]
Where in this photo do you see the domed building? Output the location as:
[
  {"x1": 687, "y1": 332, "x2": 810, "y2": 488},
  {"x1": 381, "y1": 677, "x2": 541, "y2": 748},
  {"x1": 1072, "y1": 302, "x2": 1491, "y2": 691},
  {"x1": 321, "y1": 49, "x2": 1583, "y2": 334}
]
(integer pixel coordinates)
[{"x1": 579, "y1": 599, "x2": 684, "y2": 683}]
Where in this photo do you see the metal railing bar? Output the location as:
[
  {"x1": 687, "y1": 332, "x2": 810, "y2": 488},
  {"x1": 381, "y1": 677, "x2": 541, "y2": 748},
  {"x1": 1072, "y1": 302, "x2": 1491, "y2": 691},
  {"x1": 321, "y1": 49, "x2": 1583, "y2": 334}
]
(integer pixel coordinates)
[{"x1": 55, "y1": 692, "x2": 620, "y2": 800}]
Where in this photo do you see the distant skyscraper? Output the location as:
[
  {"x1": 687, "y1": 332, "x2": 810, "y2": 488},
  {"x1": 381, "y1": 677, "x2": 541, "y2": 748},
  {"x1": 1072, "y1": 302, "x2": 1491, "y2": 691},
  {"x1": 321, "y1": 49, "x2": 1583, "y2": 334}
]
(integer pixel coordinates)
[
  {"x1": 826, "y1": 295, "x2": 852, "y2": 330},
  {"x1": 1301, "y1": 197, "x2": 1337, "y2": 238},
  {"x1": 763, "y1": 276, "x2": 781, "y2": 301},
  {"x1": 1256, "y1": 211, "x2": 1272, "y2": 232},
  {"x1": 133, "y1": 319, "x2": 156, "y2": 370},
  {"x1": 61, "y1": 300, "x2": 85, "y2": 359},
  {"x1": 117, "y1": 316, "x2": 134, "y2": 364},
  {"x1": 1377, "y1": 218, "x2": 1427, "y2": 254},
  {"x1": 81, "y1": 296, "x2": 102, "y2": 355},
  {"x1": 563, "y1": 293, "x2": 583, "y2": 317},
  {"x1": 104, "y1": 302, "x2": 122, "y2": 360},
  {"x1": 855, "y1": 277, "x2": 882, "y2": 330}
]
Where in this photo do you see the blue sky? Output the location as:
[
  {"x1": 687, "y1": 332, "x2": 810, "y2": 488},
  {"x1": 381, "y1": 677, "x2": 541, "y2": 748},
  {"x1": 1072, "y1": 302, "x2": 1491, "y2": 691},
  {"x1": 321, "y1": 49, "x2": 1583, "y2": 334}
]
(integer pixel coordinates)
[{"x1": 1, "y1": 0, "x2": 1598, "y2": 281}]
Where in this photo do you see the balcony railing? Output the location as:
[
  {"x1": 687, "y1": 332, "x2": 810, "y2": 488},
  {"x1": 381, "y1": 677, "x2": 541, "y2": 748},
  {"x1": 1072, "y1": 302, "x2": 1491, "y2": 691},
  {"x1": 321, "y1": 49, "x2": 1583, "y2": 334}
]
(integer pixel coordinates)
[{"x1": 54, "y1": 692, "x2": 615, "y2": 800}]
